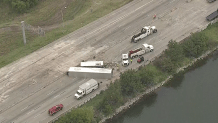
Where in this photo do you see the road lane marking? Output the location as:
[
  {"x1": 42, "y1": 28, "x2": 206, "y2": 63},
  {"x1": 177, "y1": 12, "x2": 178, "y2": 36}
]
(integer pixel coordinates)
[
  {"x1": 21, "y1": 106, "x2": 29, "y2": 111},
  {"x1": 76, "y1": 0, "x2": 155, "y2": 42},
  {"x1": 34, "y1": 105, "x2": 41, "y2": 110},
  {"x1": 59, "y1": 91, "x2": 65, "y2": 95},
  {"x1": 33, "y1": 113, "x2": 40, "y2": 119},
  {"x1": 27, "y1": 110, "x2": 34, "y2": 115},
  {"x1": 54, "y1": 95, "x2": 60, "y2": 99}
]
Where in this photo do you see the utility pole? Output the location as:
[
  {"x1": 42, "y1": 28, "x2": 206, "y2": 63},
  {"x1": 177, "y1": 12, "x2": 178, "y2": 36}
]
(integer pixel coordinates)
[
  {"x1": 61, "y1": 10, "x2": 64, "y2": 28},
  {"x1": 21, "y1": 21, "x2": 26, "y2": 45}
]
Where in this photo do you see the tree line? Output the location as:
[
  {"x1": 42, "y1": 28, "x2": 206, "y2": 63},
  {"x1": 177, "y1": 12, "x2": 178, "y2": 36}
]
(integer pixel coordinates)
[{"x1": 1, "y1": 0, "x2": 39, "y2": 13}]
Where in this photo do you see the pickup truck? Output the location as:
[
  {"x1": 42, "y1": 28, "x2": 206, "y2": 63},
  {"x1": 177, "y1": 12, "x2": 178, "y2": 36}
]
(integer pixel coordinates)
[
  {"x1": 207, "y1": 0, "x2": 216, "y2": 3},
  {"x1": 206, "y1": 9, "x2": 218, "y2": 21}
]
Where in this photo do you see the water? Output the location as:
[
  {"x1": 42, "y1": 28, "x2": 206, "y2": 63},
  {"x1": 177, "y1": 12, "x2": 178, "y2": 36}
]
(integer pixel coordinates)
[{"x1": 111, "y1": 51, "x2": 218, "y2": 123}]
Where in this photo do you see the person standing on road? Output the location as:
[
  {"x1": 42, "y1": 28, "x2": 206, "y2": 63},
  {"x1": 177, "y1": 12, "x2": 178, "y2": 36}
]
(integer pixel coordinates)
[
  {"x1": 130, "y1": 59, "x2": 132, "y2": 63},
  {"x1": 153, "y1": 14, "x2": 156, "y2": 19}
]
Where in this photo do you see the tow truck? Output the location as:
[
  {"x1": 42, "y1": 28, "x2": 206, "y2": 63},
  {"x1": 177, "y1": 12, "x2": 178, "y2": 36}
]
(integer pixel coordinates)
[
  {"x1": 129, "y1": 44, "x2": 154, "y2": 59},
  {"x1": 131, "y1": 26, "x2": 157, "y2": 43}
]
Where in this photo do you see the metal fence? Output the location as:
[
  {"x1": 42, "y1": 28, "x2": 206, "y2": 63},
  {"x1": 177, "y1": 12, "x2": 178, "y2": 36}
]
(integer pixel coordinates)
[{"x1": 24, "y1": 22, "x2": 45, "y2": 36}]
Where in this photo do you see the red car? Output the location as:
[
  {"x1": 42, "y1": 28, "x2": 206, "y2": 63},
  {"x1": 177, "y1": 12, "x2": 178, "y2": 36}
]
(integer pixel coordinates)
[
  {"x1": 137, "y1": 56, "x2": 144, "y2": 63},
  {"x1": 48, "y1": 104, "x2": 63, "y2": 116}
]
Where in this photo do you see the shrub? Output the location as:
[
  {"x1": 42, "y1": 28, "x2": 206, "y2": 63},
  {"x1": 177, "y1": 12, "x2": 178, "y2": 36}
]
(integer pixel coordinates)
[
  {"x1": 165, "y1": 40, "x2": 185, "y2": 66},
  {"x1": 97, "y1": 82, "x2": 123, "y2": 115},
  {"x1": 3, "y1": 0, "x2": 39, "y2": 13},
  {"x1": 182, "y1": 32, "x2": 209, "y2": 58},
  {"x1": 154, "y1": 40, "x2": 185, "y2": 73},
  {"x1": 120, "y1": 69, "x2": 143, "y2": 96},
  {"x1": 137, "y1": 65, "x2": 166, "y2": 85},
  {"x1": 55, "y1": 107, "x2": 94, "y2": 123},
  {"x1": 154, "y1": 56, "x2": 177, "y2": 73}
]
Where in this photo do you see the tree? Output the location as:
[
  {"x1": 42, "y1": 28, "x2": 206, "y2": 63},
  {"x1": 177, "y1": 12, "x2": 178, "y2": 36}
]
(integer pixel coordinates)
[
  {"x1": 165, "y1": 40, "x2": 185, "y2": 66},
  {"x1": 97, "y1": 81, "x2": 123, "y2": 115},
  {"x1": 4, "y1": 0, "x2": 39, "y2": 13},
  {"x1": 138, "y1": 67, "x2": 155, "y2": 85},
  {"x1": 120, "y1": 69, "x2": 143, "y2": 96},
  {"x1": 154, "y1": 56, "x2": 176, "y2": 73},
  {"x1": 182, "y1": 32, "x2": 209, "y2": 58}
]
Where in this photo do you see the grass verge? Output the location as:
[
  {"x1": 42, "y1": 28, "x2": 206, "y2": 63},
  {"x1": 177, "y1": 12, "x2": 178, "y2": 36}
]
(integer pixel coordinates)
[{"x1": 0, "y1": 0, "x2": 133, "y2": 68}]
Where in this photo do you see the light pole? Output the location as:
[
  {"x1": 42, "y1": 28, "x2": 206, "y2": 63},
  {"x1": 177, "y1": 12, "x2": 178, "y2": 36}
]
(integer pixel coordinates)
[
  {"x1": 21, "y1": 21, "x2": 26, "y2": 45},
  {"x1": 61, "y1": 7, "x2": 67, "y2": 33}
]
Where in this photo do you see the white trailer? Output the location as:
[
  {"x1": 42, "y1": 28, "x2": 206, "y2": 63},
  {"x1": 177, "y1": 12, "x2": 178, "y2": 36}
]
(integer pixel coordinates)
[
  {"x1": 131, "y1": 26, "x2": 157, "y2": 43},
  {"x1": 122, "y1": 54, "x2": 129, "y2": 66},
  {"x1": 81, "y1": 61, "x2": 103, "y2": 67},
  {"x1": 67, "y1": 67, "x2": 113, "y2": 79},
  {"x1": 75, "y1": 79, "x2": 99, "y2": 99},
  {"x1": 130, "y1": 43, "x2": 154, "y2": 59}
]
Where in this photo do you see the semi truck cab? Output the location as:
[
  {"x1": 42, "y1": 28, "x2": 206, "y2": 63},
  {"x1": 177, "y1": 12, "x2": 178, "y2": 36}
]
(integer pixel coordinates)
[
  {"x1": 75, "y1": 79, "x2": 99, "y2": 99},
  {"x1": 122, "y1": 54, "x2": 129, "y2": 66},
  {"x1": 75, "y1": 90, "x2": 84, "y2": 99}
]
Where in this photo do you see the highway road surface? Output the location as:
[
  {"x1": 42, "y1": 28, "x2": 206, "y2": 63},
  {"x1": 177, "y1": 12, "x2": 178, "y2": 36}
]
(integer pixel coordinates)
[{"x1": 0, "y1": 0, "x2": 217, "y2": 122}]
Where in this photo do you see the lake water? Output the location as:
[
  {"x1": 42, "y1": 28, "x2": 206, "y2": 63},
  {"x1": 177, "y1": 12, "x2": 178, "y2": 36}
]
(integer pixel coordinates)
[{"x1": 110, "y1": 51, "x2": 218, "y2": 123}]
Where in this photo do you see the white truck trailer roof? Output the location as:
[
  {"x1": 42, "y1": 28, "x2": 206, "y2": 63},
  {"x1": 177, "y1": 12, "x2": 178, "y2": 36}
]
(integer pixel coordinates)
[
  {"x1": 68, "y1": 67, "x2": 111, "y2": 73},
  {"x1": 80, "y1": 61, "x2": 103, "y2": 67},
  {"x1": 79, "y1": 79, "x2": 97, "y2": 90},
  {"x1": 68, "y1": 67, "x2": 113, "y2": 79}
]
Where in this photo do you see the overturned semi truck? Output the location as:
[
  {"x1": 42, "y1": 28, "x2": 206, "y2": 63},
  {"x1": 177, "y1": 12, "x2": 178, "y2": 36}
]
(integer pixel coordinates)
[{"x1": 67, "y1": 67, "x2": 113, "y2": 79}]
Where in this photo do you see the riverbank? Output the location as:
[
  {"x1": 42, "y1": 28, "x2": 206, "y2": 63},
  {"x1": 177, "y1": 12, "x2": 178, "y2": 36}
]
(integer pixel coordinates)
[
  {"x1": 53, "y1": 16, "x2": 218, "y2": 123},
  {"x1": 100, "y1": 46, "x2": 218, "y2": 123},
  {"x1": 111, "y1": 49, "x2": 218, "y2": 123},
  {"x1": 99, "y1": 21, "x2": 218, "y2": 122}
]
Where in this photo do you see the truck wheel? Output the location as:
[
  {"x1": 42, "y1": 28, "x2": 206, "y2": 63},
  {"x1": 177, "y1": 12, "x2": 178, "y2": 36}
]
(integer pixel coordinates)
[
  {"x1": 153, "y1": 29, "x2": 157, "y2": 33},
  {"x1": 150, "y1": 49, "x2": 153, "y2": 52}
]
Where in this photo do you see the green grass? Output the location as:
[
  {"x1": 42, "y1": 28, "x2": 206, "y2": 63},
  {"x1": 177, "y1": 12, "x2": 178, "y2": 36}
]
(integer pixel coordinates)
[
  {"x1": 0, "y1": 0, "x2": 133, "y2": 68},
  {"x1": 83, "y1": 91, "x2": 105, "y2": 109},
  {"x1": 144, "y1": 65, "x2": 169, "y2": 83},
  {"x1": 202, "y1": 22, "x2": 218, "y2": 42}
]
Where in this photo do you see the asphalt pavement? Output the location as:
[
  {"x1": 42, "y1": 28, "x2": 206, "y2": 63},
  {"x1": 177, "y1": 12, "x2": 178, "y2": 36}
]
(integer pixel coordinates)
[{"x1": 0, "y1": 0, "x2": 217, "y2": 122}]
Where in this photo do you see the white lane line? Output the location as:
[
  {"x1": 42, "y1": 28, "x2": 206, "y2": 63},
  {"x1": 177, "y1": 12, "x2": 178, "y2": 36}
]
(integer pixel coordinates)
[
  {"x1": 124, "y1": 26, "x2": 131, "y2": 30},
  {"x1": 59, "y1": 91, "x2": 65, "y2": 95},
  {"x1": 27, "y1": 110, "x2": 34, "y2": 115},
  {"x1": 34, "y1": 105, "x2": 41, "y2": 110},
  {"x1": 21, "y1": 106, "x2": 28, "y2": 112},
  {"x1": 33, "y1": 113, "x2": 41, "y2": 119},
  {"x1": 66, "y1": 94, "x2": 72, "y2": 98},
  {"x1": 76, "y1": 0, "x2": 155, "y2": 41},
  {"x1": 47, "y1": 87, "x2": 59, "y2": 96},
  {"x1": 47, "y1": 90, "x2": 54, "y2": 96},
  {"x1": 21, "y1": 103, "x2": 34, "y2": 111},
  {"x1": 60, "y1": 97, "x2": 66, "y2": 102},
  {"x1": 40, "y1": 110, "x2": 46, "y2": 114},
  {"x1": 53, "y1": 95, "x2": 60, "y2": 99}
]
